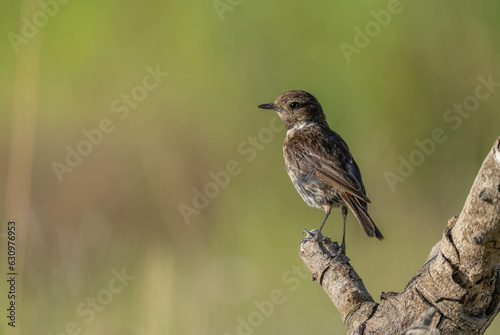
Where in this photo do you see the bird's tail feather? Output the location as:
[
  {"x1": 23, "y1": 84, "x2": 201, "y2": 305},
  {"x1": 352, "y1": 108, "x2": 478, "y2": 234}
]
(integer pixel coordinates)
[{"x1": 340, "y1": 193, "x2": 384, "y2": 240}]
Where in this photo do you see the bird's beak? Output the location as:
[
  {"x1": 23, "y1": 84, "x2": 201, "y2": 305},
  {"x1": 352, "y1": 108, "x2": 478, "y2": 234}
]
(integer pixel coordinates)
[{"x1": 257, "y1": 103, "x2": 276, "y2": 110}]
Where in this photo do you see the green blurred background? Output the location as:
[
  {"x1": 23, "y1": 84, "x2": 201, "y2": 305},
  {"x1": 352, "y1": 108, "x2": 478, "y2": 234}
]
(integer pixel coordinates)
[{"x1": 1, "y1": 0, "x2": 500, "y2": 334}]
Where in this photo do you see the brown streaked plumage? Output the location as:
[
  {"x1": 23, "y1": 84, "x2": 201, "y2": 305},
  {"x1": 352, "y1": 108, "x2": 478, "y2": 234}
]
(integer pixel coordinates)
[{"x1": 257, "y1": 90, "x2": 383, "y2": 254}]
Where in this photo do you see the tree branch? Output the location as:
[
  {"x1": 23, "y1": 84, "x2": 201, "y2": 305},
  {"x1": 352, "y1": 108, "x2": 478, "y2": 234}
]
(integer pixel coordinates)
[{"x1": 300, "y1": 137, "x2": 500, "y2": 335}]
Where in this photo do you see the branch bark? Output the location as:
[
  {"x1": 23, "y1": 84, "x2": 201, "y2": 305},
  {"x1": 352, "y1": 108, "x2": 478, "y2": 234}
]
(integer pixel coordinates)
[{"x1": 300, "y1": 137, "x2": 500, "y2": 335}]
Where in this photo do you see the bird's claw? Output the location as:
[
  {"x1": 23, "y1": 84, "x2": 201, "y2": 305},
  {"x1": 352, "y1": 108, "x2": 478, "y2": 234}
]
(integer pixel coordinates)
[
  {"x1": 336, "y1": 242, "x2": 346, "y2": 256},
  {"x1": 301, "y1": 229, "x2": 324, "y2": 243}
]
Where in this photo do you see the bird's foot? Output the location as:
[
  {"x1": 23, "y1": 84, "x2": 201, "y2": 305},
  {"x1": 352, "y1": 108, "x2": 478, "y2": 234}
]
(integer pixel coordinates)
[
  {"x1": 301, "y1": 229, "x2": 324, "y2": 243},
  {"x1": 336, "y1": 241, "x2": 346, "y2": 256}
]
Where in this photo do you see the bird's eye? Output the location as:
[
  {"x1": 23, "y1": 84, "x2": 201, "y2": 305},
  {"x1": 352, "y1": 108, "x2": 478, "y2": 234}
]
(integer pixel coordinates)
[{"x1": 290, "y1": 102, "x2": 300, "y2": 109}]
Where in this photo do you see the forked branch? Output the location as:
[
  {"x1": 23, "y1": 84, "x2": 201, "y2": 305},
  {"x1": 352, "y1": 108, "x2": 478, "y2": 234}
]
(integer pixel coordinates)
[{"x1": 300, "y1": 137, "x2": 500, "y2": 335}]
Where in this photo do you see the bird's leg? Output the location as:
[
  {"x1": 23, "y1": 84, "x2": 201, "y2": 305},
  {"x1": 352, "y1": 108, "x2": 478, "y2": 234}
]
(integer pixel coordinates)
[
  {"x1": 314, "y1": 208, "x2": 331, "y2": 241},
  {"x1": 338, "y1": 206, "x2": 348, "y2": 255}
]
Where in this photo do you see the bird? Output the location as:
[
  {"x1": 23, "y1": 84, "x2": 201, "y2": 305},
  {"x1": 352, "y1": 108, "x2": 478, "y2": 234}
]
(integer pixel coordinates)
[{"x1": 257, "y1": 90, "x2": 383, "y2": 254}]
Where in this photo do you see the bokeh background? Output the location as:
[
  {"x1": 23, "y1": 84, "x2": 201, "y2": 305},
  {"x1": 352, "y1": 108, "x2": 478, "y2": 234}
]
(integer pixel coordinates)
[{"x1": 1, "y1": 0, "x2": 500, "y2": 334}]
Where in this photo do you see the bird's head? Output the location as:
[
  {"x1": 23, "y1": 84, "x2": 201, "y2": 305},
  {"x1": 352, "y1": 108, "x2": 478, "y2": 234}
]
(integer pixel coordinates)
[{"x1": 257, "y1": 90, "x2": 326, "y2": 130}]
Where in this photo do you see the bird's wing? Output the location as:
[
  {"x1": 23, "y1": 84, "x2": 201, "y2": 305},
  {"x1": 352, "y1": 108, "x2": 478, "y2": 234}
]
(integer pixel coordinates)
[{"x1": 285, "y1": 131, "x2": 371, "y2": 203}]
